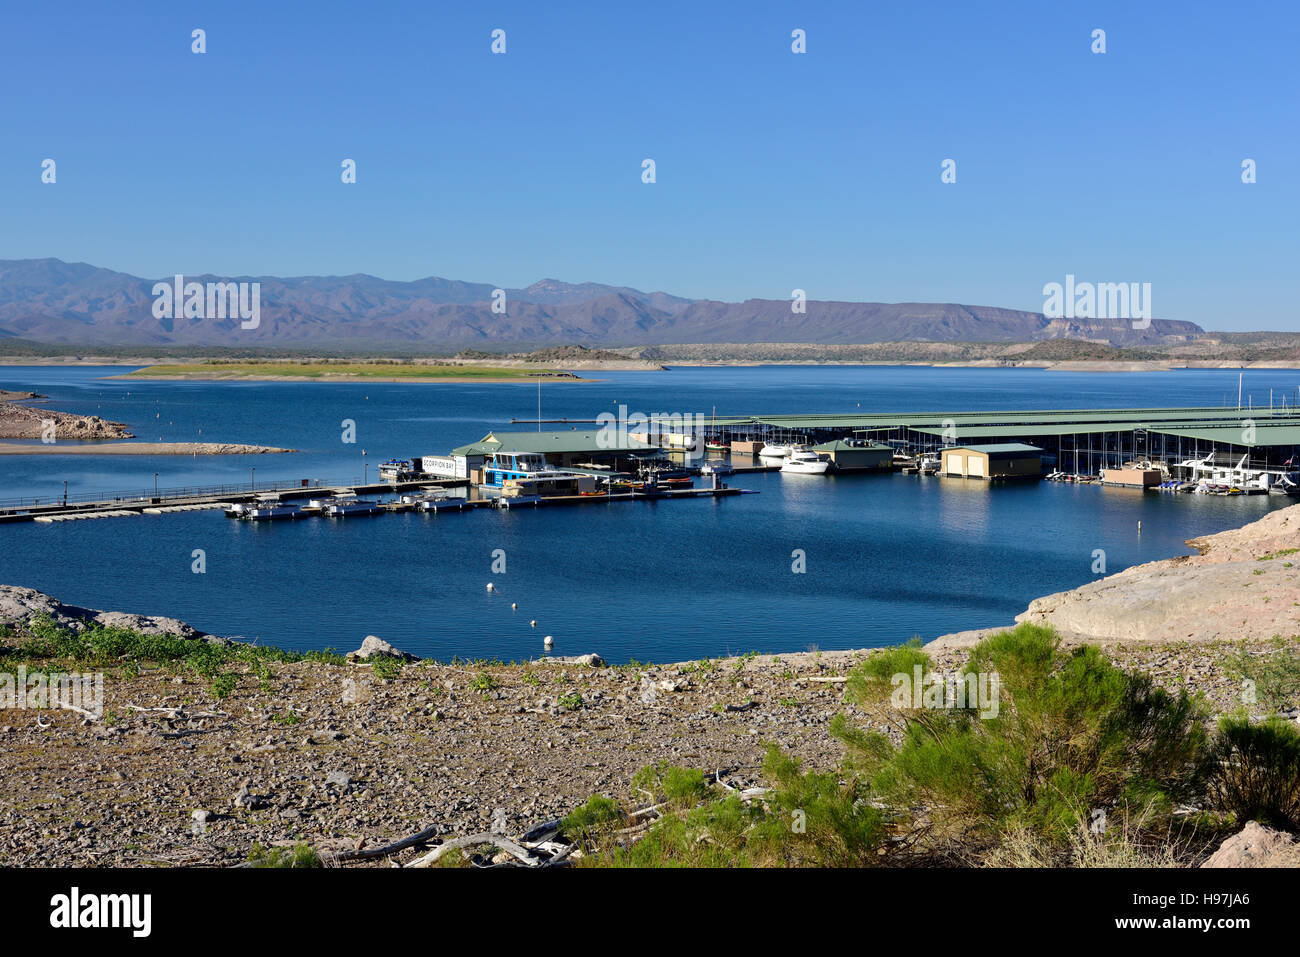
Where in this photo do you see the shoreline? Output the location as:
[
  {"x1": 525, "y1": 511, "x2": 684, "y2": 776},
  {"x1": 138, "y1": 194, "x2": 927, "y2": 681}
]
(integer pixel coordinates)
[
  {"x1": 0, "y1": 441, "x2": 294, "y2": 455},
  {"x1": 116, "y1": 372, "x2": 597, "y2": 384},
  {"x1": 8, "y1": 355, "x2": 1300, "y2": 374}
]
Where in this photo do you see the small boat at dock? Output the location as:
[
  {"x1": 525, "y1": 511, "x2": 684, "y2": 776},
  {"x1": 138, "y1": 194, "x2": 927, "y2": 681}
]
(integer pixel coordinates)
[
  {"x1": 242, "y1": 503, "x2": 302, "y2": 521},
  {"x1": 325, "y1": 496, "x2": 384, "y2": 517},
  {"x1": 780, "y1": 449, "x2": 831, "y2": 474}
]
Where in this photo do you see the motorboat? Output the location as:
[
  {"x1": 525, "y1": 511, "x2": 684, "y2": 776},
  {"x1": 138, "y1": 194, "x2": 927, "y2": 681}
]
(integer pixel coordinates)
[
  {"x1": 419, "y1": 496, "x2": 469, "y2": 512},
  {"x1": 223, "y1": 502, "x2": 249, "y2": 518},
  {"x1": 1276, "y1": 473, "x2": 1300, "y2": 497},
  {"x1": 758, "y1": 443, "x2": 795, "y2": 459},
  {"x1": 242, "y1": 503, "x2": 302, "y2": 521},
  {"x1": 325, "y1": 496, "x2": 384, "y2": 517},
  {"x1": 780, "y1": 449, "x2": 831, "y2": 474}
]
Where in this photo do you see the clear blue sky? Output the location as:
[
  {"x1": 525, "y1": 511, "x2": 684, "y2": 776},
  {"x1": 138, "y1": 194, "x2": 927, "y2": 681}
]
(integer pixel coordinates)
[{"x1": 2, "y1": 0, "x2": 1296, "y2": 329}]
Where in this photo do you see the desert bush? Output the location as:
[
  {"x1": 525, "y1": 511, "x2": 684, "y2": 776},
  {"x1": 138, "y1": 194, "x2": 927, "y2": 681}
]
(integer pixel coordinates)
[
  {"x1": 845, "y1": 624, "x2": 1208, "y2": 844},
  {"x1": 1227, "y1": 638, "x2": 1300, "y2": 715},
  {"x1": 1203, "y1": 716, "x2": 1300, "y2": 830}
]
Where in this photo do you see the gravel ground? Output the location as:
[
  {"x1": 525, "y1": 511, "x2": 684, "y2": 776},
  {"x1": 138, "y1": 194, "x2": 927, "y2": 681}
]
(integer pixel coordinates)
[{"x1": 1, "y1": 635, "x2": 1292, "y2": 868}]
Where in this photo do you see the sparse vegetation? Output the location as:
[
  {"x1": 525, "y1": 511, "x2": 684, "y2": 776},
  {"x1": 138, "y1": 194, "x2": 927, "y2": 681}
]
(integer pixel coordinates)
[{"x1": 246, "y1": 842, "x2": 322, "y2": 868}]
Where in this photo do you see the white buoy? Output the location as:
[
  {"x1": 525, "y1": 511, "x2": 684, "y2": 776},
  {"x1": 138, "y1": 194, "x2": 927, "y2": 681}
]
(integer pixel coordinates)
[
  {"x1": 1137, "y1": 521, "x2": 1142, "y2": 533},
  {"x1": 486, "y1": 583, "x2": 495, "y2": 592},
  {"x1": 543, "y1": 635, "x2": 553, "y2": 648},
  {"x1": 511, "y1": 603, "x2": 517, "y2": 611},
  {"x1": 530, "y1": 619, "x2": 537, "y2": 628}
]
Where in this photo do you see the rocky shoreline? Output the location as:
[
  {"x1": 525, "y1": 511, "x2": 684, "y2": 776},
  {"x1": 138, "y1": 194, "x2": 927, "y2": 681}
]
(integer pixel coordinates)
[
  {"x1": 0, "y1": 398, "x2": 132, "y2": 440},
  {"x1": 0, "y1": 505, "x2": 1296, "y2": 867}
]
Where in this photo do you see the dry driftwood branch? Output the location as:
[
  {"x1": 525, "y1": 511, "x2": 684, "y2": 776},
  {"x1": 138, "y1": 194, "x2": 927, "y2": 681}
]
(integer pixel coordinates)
[
  {"x1": 59, "y1": 703, "x2": 101, "y2": 720},
  {"x1": 127, "y1": 704, "x2": 228, "y2": 719},
  {"x1": 320, "y1": 824, "x2": 444, "y2": 864},
  {"x1": 406, "y1": 833, "x2": 540, "y2": 868},
  {"x1": 628, "y1": 801, "x2": 667, "y2": 819}
]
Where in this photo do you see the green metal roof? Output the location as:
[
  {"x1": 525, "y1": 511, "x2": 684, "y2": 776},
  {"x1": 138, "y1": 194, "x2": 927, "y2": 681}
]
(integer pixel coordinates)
[
  {"x1": 944, "y1": 443, "x2": 1044, "y2": 455},
  {"x1": 451, "y1": 430, "x2": 660, "y2": 457},
  {"x1": 683, "y1": 407, "x2": 1300, "y2": 432},
  {"x1": 812, "y1": 440, "x2": 892, "y2": 453},
  {"x1": 1147, "y1": 425, "x2": 1300, "y2": 447}
]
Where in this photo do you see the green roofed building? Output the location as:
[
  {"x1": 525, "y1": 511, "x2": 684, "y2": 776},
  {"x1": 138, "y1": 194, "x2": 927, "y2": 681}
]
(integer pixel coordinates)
[
  {"x1": 811, "y1": 440, "x2": 893, "y2": 472},
  {"x1": 447, "y1": 430, "x2": 661, "y2": 473}
]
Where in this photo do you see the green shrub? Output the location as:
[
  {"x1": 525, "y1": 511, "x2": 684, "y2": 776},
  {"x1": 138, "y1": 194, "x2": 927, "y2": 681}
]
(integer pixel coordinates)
[
  {"x1": 1227, "y1": 639, "x2": 1300, "y2": 715},
  {"x1": 246, "y1": 842, "x2": 322, "y2": 868},
  {"x1": 369, "y1": 655, "x2": 403, "y2": 681},
  {"x1": 601, "y1": 795, "x2": 768, "y2": 868},
  {"x1": 849, "y1": 624, "x2": 1208, "y2": 844},
  {"x1": 1203, "y1": 716, "x2": 1300, "y2": 830},
  {"x1": 561, "y1": 795, "x2": 624, "y2": 841},
  {"x1": 757, "y1": 746, "x2": 887, "y2": 866},
  {"x1": 209, "y1": 673, "x2": 238, "y2": 699}
]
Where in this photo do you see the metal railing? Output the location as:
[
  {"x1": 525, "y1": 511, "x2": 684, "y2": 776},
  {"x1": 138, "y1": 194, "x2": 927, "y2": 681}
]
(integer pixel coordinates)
[{"x1": 0, "y1": 479, "x2": 327, "y2": 511}]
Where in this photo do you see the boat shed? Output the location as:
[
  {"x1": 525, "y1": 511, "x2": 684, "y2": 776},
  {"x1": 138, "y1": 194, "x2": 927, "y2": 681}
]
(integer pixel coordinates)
[
  {"x1": 941, "y1": 443, "x2": 1044, "y2": 480},
  {"x1": 811, "y1": 440, "x2": 893, "y2": 472}
]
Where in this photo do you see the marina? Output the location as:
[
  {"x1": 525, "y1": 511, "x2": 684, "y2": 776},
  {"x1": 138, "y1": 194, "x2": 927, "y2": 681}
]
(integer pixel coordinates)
[
  {"x1": 9, "y1": 399, "x2": 1300, "y2": 523},
  {"x1": 3, "y1": 365, "x2": 1298, "y2": 662}
]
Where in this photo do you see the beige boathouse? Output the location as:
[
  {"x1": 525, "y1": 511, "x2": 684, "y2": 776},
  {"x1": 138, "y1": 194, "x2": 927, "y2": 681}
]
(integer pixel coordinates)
[{"x1": 940, "y1": 443, "x2": 1044, "y2": 480}]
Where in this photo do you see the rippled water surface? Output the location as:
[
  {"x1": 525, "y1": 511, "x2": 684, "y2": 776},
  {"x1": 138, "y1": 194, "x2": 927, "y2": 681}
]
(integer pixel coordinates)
[{"x1": 1, "y1": 364, "x2": 1294, "y2": 662}]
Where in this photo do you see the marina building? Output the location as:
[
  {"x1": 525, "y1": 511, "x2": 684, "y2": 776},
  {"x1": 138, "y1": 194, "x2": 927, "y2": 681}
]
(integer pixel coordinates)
[
  {"x1": 810, "y1": 439, "x2": 893, "y2": 472},
  {"x1": 446, "y1": 430, "x2": 662, "y2": 477},
  {"x1": 940, "y1": 444, "x2": 1045, "y2": 480},
  {"x1": 680, "y1": 407, "x2": 1300, "y2": 476}
]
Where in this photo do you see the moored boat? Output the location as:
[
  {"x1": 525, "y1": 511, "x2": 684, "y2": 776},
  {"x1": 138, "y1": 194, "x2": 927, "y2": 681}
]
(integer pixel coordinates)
[{"x1": 780, "y1": 449, "x2": 831, "y2": 474}]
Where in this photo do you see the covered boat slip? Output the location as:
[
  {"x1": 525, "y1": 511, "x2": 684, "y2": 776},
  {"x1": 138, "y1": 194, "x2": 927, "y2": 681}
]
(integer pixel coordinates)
[{"x1": 684, "y1": 407, "x2": 1300, "y2": 473}]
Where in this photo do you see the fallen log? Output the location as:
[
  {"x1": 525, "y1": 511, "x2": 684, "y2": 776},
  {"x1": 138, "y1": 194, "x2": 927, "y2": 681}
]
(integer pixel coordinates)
[{"x1": 406, "y1": 833, "x2": 540, "y2": 868}]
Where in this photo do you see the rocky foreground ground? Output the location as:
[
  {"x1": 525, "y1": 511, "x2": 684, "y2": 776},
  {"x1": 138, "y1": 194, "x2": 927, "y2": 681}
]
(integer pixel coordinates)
[{"x1": 0, "y1": 505, "x2": 1297, "y2": 867}]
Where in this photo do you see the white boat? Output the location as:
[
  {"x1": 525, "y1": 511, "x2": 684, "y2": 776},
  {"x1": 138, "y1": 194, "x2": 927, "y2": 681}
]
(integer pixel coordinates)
[
  {"x1": 759, "y1": 443, "x2": 795, "y2": 459},
  {"x1": 1175, "y1": 452, "x2": 1278, "y2": 494},
  {"x1": 242, "y1": 503, "x2": 301, "y2": 521},
  {"x1": 325, "y1": 496, "x2": 384, "y2": 517},
  {"x1": 780, "y1": 450, "x2": 830, "y2": 474}
]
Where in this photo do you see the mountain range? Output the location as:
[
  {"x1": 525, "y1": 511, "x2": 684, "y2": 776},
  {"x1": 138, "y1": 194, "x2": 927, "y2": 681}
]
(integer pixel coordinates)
[{"x1": 0, "y1": 259, "x2": 1204, "y2": 349}]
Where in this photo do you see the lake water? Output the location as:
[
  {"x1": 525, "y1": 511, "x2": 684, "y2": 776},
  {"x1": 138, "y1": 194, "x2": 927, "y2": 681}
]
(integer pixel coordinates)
[{"x1": 1, "y1": 364, "x2": 1295, "y2": 663}]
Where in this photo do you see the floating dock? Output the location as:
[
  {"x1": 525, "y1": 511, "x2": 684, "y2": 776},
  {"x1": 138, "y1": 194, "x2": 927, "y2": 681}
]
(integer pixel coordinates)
[{"x1": 5, "y1": 478, "x2": 755, "y2": 524}]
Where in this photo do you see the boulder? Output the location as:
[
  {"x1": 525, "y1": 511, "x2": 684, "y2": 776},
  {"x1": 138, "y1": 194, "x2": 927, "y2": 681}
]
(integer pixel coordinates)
[
  {"x1": 346, "y1": 635, "x2": 419, "y2": 662},
  {"x1": 540, "y1": 653, "x2": 605, "y2": 667},
  {"x1": 1202, "y1": 821, "x2": 1300, "y2": 868},
  {"x1": 0, "y1": 584, "x2": 221, "y2": 643}
]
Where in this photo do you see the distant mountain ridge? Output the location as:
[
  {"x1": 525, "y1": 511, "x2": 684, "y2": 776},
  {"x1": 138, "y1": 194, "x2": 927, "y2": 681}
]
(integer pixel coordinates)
[{"x1": 0, "y1": 259, "x2": 1204, "y2": 348}]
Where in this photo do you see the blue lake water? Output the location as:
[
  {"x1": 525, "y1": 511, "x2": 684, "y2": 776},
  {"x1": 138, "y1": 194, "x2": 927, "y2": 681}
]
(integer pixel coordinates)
[{"x1": 1, "y1": 364, "x2": 1296, "y2": 662}]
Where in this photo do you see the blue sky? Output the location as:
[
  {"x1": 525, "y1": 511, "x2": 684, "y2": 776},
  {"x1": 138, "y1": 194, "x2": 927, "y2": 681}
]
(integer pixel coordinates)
[{"x1": 2, "y1": 1, "x2": 1296, "y2": 329}]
